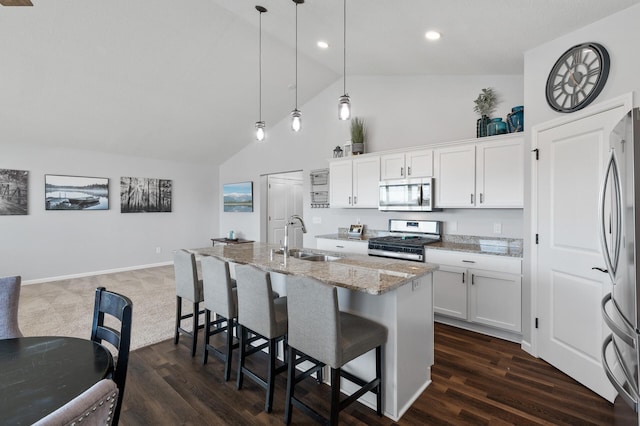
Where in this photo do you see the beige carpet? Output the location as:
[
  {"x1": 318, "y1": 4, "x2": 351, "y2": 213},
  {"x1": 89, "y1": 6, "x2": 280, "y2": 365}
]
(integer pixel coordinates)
[{"x1": 18, "y1": 265, "x2": 179, "y2": 351}]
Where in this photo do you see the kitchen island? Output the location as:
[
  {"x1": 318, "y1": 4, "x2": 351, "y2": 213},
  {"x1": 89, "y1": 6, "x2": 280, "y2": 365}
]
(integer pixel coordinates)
[{"x1": 189, "y1": 242, "x2": 436, "y2": 421}]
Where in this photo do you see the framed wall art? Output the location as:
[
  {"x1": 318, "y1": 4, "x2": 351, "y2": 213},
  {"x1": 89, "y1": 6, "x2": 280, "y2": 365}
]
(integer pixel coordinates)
[
  {"x1": 120, "y1": 177, "x2": 172, "y2": 213},
  {"x1": 223, "y1": 181, "x2": 253, "y2": 212},
  {"x1": 0, "y1": 169, "x2": 28, "y2": 215},
  {"x1": 45, "y1": 174, "x2": 109, "y2": 210}
]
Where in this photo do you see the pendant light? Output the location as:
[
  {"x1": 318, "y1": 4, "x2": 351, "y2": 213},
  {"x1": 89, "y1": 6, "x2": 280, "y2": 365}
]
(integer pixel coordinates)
[
  {"x1": 338, "y1": 0, "x2": 351, "y2": 120},
  {"x1": 255, "y1": 5, "x2": 267, "y2": 142},
  {"x1": 291, "y1": 0, "x2": 304, "y2": 132}
]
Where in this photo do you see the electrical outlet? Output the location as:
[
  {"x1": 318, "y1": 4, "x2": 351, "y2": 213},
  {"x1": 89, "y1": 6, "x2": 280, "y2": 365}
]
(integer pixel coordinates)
[
  {"x1": 155, "y1": 247, "x2": 161, "y2": 254},
  {"x1": 312, "y1": 216, "x2": 321, "y2": 224},
  {"x1": 493, "y1": 223, "x2": 502, "y2": 234}
]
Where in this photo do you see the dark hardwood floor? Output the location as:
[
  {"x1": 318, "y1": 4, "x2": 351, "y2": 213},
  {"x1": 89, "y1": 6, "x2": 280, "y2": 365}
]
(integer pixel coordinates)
[{"x1": 120, "y1": 323, "x2": 633, "y2": 425}]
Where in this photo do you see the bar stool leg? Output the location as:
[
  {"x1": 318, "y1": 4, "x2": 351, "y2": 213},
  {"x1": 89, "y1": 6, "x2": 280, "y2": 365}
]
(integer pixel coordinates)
[
  {"x1": 284, "y1": 346, "x2": 296, "y2": 425},
  {"x1": 330, "y1": 367, "x2": 340, "y2": 426},
  {"x1": 174, "y1": 296, "x2": 182, "y2": 344},
  {"x1": 376, "y1": 345, "x2": 383, "y2": 416},
  {"x1": 236, "y1": 325, "x2": 246, "y2": 390},
  {"x1": 191, "y1": 302, "x2": 199, "y2": 357},
  {"x1": 224, "y1": 318, "x2": 235, "y2": 382},
  {"x1": 202, "y1": 309, "x2": 211, "y2": 364},
  {"x1": 266, "y1": 338, "x2": 277, "y2": 413}
]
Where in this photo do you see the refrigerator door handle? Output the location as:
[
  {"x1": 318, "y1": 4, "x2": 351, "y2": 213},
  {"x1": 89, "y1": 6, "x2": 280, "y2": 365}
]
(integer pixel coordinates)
[
  {"x1": 602, "y1": 293, "x2": 636, "y2": 349},
  {"x1": 602, "y1": 334, "x2": 640, "y2": 412},
  {"x1": 598, "y1": 148, "x2": 622, "y2": 282}
]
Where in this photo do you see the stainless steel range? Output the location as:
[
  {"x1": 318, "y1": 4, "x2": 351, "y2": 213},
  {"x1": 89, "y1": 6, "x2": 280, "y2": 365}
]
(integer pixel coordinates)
[{"x1": 368, "y1": 219, "x2": 441, "y2": 262}]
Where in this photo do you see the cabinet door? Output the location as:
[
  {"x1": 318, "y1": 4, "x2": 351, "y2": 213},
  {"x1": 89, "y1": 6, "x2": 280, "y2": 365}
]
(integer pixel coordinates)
[
  {"x1": 406, "y1": 149, "x2": 433, "y2": 178},
  {"x1": 352, "y1": 156, "x2": 380, "y2": 208},
  {"x1": 468, "y1": 269, "x2": 521, "y2": 332},
  {"x1": 316, "y1": 238, "x2": 368, "y2": 255},
  {"x1": 476, "y1": 137, "x2": 524, "y2": 208},
  {"x1": 433, "y1": 265, "x2": 468, "y2": 320},
  {"x1": 329, "y1": 160, "x2": 353, "y2": 208},
  {"x1": 433, "y1": 144, "x2": 476, "y2": 208},
  {"x1": 380, "y1": 153, "x2": 406, "y2": 180}
]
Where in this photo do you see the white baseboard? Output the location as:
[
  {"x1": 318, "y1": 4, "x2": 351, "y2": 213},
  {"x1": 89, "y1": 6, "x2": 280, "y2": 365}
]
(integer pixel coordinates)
[
  {"x1": 22, "y1": 261, "x2": 173, "y2": 285},
  {"x1": 520, "y1": 339, "x2": 533, "y2": 356},
  {"x1": 435, "y1": 315, "x2": 523, "y2": 344}
]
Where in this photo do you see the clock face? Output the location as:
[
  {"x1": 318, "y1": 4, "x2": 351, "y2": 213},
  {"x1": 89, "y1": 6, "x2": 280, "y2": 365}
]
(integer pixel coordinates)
[{"x1": 545, "y1": 42, "x2": 610, "y2": 113}]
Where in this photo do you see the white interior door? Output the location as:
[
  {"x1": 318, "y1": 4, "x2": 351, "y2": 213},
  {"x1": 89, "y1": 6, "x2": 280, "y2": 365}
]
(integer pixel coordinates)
[
  {"x1": 267, "y1": 173, "x2": 303, "y2": 248},
  {"x1": 535, "y1": 105, "x2": 626, "y2": 402}
]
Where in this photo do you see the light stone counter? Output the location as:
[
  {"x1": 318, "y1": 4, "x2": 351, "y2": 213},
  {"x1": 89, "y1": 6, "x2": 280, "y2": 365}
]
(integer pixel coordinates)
[
  {"x1": 190, "y1": 242, "x2": 436, "y2": 295},
  {"x1": 188, "y1": 241, "x2": 435, "y2": 421}
]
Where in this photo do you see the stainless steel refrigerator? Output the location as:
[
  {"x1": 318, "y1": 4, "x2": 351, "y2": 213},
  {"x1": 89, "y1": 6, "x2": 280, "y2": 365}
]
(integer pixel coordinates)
[{"x1": 600, "y1": 107, "x2": 640, "y2": 424}]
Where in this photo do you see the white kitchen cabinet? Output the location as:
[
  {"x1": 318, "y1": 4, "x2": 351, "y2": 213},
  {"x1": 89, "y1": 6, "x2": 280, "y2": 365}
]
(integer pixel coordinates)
[
  {"x1": 329, "y1": 155, "x2": 380, "y2": 208},
  {"x1": 433, "y1": 135, "x2": 524, "y2": 208},
  {"x1": 316, "y1": 238, "x2": 368, "y2": 255},
  {"x1": 427, "y1": 248, "x2": 522, "y2": 333},
  {"x1": 380, "y1": 149, "x2": 433, "y2": 180}
]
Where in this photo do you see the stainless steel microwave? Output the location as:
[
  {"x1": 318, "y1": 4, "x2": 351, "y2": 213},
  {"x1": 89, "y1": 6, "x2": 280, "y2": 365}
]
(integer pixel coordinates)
[{"x1": 378, "y1": 177, "x2": 435, "y2": 211}]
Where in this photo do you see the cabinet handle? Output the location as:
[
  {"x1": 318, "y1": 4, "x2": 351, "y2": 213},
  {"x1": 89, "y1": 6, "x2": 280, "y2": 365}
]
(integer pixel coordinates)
[
  {"x1": 408, "y1": 166, "x2": 412, "y2": 176},
  {"x1": 471, "y1": 274, "x2": 475, "y2": 285},
  {"x1": 470, "y1": 193, "x2": 474, "y2": 204},
  {"x1": 462, "y1": 273, "x2": 465, "y2": 284},
  {"x1": 336, "y1": 245, "x2": 344, "y2": 248},
  {"x1": 354, "y1": 196, "x2": 357, "y2": 204},
  {"x1": 480, "y1": 193, "x2": 483, "y2": 204},
  {"x1": 462, "y1": 260, "x2": 476, "y2": 263},
  {"x1": 348, "y1": 196, "x2": 352, "y2": 205},
  {"x1": 400, "y1": 167, "x2": 404, "y2": 177}
]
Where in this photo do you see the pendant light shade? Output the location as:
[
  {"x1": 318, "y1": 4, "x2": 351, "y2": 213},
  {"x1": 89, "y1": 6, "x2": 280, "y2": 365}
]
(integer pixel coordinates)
[
  {"x1": 291, "y1": 0, "x2": 304, "y2": 132},
  {"x1": 338, "y1": 0, "x2": 351, "y2": 121},
  {"x1": 255, "y1": 5, "x2": 267, "y2": 142}
]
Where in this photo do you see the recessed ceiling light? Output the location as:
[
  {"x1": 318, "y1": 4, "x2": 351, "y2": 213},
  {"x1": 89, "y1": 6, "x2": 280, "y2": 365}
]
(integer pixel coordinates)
[
  {"x1": 425, "y1": 31, "x2": 441, "y2": 41},
  {"x1": 317, "y1": 40, "x2": 329, "y2": 49}
]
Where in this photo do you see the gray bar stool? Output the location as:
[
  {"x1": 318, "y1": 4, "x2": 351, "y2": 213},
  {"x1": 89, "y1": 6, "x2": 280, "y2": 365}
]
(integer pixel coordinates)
[
  {"x1": 284, "y1": 275, "x2": 388, "y2": 425},
  {"x1": 173, "y1": 249, "x2": 205, "y2": 357},
  {"x1": 235, "y1": 264, "x2": 288, "y2": 413},
  {"x1": 201, "y1": 255, "x2": 238, "y2": 381}
]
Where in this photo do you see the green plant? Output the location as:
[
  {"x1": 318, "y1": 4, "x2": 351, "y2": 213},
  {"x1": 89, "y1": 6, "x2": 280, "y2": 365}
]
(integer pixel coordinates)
[
  {"x1": 473, "y1": 87, "x2": 498, "y2": 117},
  {"x1": 350, "y1": 117, "x2": 366, "y2": 144}
]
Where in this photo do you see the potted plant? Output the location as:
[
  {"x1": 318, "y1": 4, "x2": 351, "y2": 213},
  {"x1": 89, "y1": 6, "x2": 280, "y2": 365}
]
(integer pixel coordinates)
[
  {"x1": 350, "y1": 117, "x2": 366, "y2": 155},
  {"x1": 473, "y1": 87, "x2": 498, "y2": 138}
]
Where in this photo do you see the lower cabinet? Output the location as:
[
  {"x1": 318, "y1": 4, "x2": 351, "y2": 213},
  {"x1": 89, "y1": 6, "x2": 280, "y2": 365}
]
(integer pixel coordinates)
[{"x1": 426, "y1": 249, "x2": 522, "y2": 333}]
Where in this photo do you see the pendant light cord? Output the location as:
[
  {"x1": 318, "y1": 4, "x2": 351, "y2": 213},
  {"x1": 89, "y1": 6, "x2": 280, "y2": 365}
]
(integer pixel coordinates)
[
  {"x1": 259, "y1": 10, "x2": 263, "y2": 121},
  {"x1": 343, "y1": 0, "x2": 346, "y2": 95},
  {"x1": 295, "y1": 2, "x2": 298, "y2": 109}
]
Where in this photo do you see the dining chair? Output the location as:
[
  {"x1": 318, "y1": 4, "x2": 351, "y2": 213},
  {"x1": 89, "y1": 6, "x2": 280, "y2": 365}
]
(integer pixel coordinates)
[
  {"x1": 235, "y1": 264, "x2": 288, "y2": 413},
  {"x1": 173, "y1": 249, "x2": 205, "y2": 357},
  {"x1": 201, "y1": 255, "x2": 238, "y2": 381},
  {"x1": 0, "y1": 275, "x2": 23, "y2": 339},
  {"x1": 32, "y1": 379, "x2": 119, "y2": 426},
  {"x1": 91, "y1": 287, "x2": 132, "y2": 426},
  {"x1": 284, "y1": 275, "x2": 388, "y2": 425}
]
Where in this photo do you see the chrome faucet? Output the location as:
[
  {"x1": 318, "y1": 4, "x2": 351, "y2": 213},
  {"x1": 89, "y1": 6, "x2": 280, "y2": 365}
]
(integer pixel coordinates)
[{"x1": 283, "y1": 214, "x2": 307, "y2": 257}]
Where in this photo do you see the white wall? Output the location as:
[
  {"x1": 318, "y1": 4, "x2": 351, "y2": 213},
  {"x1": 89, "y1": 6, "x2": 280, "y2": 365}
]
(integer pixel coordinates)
[
  {"x1": 521, "y1": 2, "x2": 640, "y2": 344},
  {"x1": 1, "y1": 143, "x2": 218, "y2": 282},
  {"x1": 220, "y1": 74, "x2": 525, "y2": 244}
]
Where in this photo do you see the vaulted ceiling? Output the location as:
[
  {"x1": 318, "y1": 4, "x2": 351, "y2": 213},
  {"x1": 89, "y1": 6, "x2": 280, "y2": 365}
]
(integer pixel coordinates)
[{"x1": 1, "y1": 0, "x2": 638, "y2": 164}]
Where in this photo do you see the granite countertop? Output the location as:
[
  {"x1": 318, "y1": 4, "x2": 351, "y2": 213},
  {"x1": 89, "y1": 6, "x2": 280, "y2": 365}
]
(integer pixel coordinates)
[
  {"x1": 189, "y1": 242, "x2": 436, "y2": 295},
  {"x1": 316, "y1": 232, "x2": 523, "y2": 258}
]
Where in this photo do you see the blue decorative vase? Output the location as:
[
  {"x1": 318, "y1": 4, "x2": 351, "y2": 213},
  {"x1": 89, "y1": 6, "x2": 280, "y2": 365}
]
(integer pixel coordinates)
[
  {"x1": 507, "y1": 106, "x2": 524, "y2": 133},
  {"x1": 477, "y1": 115, "x2": 490, "y2": 138},
  {"x1": 487, "y1": 118, "x2": 507, "y2": 136}
]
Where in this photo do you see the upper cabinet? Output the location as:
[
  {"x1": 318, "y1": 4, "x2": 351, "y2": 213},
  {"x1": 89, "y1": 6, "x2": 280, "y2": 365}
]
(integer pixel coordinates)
[
  {"x1": 434, "y1": 135, "x2": 524, "y2": 208},
  {"x1": 329, "y1": 155, "x2": 380, "y2": 208},
  {"x1": 380, "y1": 149, "x2": 433, "y2": 180}
]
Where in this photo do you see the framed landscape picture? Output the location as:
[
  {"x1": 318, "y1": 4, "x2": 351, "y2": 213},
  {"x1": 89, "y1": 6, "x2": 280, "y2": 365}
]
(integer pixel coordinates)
[
  {"x1": 223, "y1": 181, "x2": 253, "y2": 212},
  {"x1": 120, "y1": 177, "x2": 172, "y2": 213},
  {"x1": 45, "y1": 175, "x2": 109, "y2": 210},
  {"x1": 0, "y1": 169, "x2": 28, "y2": 215}
]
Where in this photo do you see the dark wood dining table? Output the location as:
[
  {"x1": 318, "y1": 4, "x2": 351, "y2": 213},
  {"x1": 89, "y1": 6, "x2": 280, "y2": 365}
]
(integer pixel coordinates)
[{"x1": 0, "y1": 336, "x2": 114, "y2": 425}]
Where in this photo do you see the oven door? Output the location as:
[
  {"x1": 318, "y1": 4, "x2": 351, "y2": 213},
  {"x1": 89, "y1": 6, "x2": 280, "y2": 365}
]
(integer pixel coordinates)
[{"x1": 378, "y1": 178, "x2": 432, "y2": 211}]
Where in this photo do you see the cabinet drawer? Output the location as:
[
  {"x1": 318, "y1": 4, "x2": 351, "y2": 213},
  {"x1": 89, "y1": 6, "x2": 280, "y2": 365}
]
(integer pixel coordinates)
[
  {"x1": 316, "y1": 238, "x2": 368, "y2": 255},
  {"x1": 425, "y1": 249, "x2": 521, "y2": 275}
]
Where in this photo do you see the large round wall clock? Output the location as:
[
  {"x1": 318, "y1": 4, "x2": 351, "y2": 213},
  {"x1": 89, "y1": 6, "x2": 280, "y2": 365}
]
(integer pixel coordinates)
[{"x1": 545, "y1": 42, "x2": 610, "y2": 113}]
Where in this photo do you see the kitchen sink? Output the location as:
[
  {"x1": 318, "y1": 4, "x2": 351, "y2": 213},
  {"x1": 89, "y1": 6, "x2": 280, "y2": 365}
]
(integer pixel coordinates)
[{"x1": 274, "y1": 249, "x2": 342, "y2": 262}]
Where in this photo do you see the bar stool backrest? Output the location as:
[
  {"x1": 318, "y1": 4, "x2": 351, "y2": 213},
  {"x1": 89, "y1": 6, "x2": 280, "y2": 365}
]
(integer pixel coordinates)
[
  {"x1": 201, "y1": 256, "x2": 236, "y2": 319},
  {"x1": 0, "y1": 275, "x2": 23, "y2": 339},
  {"x1": 286, "y1": 276, "x2": 341, "y2": 368},
  {"x1": 173, "y1": 249, "x2": 201, "y2": 302},
  {"x1": 235, "y1": 264, "x2": 277, "y2": 339}
]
